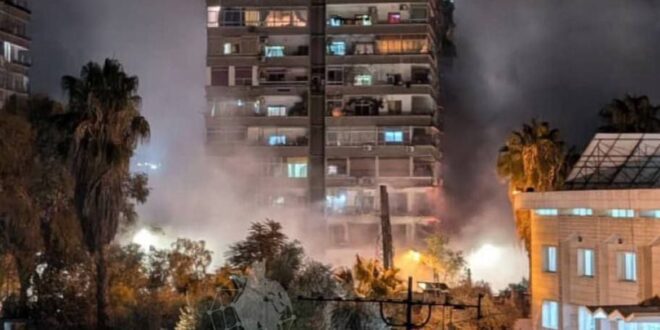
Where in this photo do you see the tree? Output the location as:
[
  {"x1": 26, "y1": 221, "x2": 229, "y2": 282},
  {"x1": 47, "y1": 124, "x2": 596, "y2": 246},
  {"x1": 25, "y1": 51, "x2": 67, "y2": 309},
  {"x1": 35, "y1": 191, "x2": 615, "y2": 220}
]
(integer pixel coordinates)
[
  {"x1": 226, "y1": 219, "x2": 304, "y2": 288},
  {"x1": 62, "y1": 59, "x2": 150, "y2": 329},
  {"x1": 599, "y1": 94, "x2": 660, "y2": 133},
  {"x1": 496, "y1": 120, "x2": 567, "y2": 256},
  {"x1": 421, "y1": 235, "x2": 466, "y2": 284}
]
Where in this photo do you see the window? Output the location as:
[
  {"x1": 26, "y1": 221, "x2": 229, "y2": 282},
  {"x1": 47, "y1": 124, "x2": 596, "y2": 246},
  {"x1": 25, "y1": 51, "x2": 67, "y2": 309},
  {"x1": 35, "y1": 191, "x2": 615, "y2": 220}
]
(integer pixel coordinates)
[
  {"x1": 376, "y1": 36, "x2": 428, "y2": 54},
  {"x1": 222, "y1": 8, "x2": 244, "y2": 26},
  {"x1": 578, "y1": 307, "x2": 595, "y2": 330},
  {"x1": 354, "y1": 74, "x2": 372, "y2": 86},
  {"x1": 329, "y1": 16, "x2": 343, "y2": 27},
  {"x1": 267, "y1": 106, "x2": 286, "y2": 117},
  {"x1": 541, "y1": 300, "x2": 559, "y2": 329},
  {"x1": 223, "y1": 42, "x2": 239, "y2": 55},
  {"x1": 327, "y1": 67, "x2": 344, "y2": 85},
  {"x1": 287, "y1": 163, "x2": 307, "y2": 178},
  {"x1": 578, "y1": 249, "x2": 595, "y2": 277},
  {"x1": 264, "y1": 46, "x2": 285, "y2": 57},
  {"x1": 384, "y1": 130, "x2": 404, "y2": 143},
  {"x1": 326, "y1": 191, "x2": 347, "y2": 213},
  {"x1": 543, "y1": 246, "x2": 558, "y2": 273},
  {"x1": 328, "y1": 41, "x2": 346, "y2": 56},
  {"x1": 264, "y1": 10, "x2": 307, "y2": 27},
  {"x1": 618, "y1": 252, "x2": 637, "y2": 281},
  {"x1": 268, "y1": 135, "x2": 286, "y2": 146},
  {"x1": 571, "y1": 208, "x2": 593, "y2": 216},
  {"x1": 610, "y1": 209, "x2": 635, "y2": 218},
  {"x1": 617, "y1": 321, "x2": 660, "y2": 330},
  {"x1": 327, "y1": 158, "x2": 348, "y2": 176},
  {"x1": 535, "y1": 209, "x2": 559, "y2": 216},
  {"x1": 207, "y1": 6, "x2": 220, "y2": 27},
  {"x1": 355, "y1": 14, "x2": 372, "y2": 26},
  {"x1": 388, "y1": 12, "x2": 401, "y2": 24},
  {"x1": 211, "y1": 68, "x2": 229, "y2": 86},
  {"x1": 235, "y1": 66, "x2": 253, "y2": 86},
  {"x1": 653, "y1": 210, "x2": 660, "y2": 218}
]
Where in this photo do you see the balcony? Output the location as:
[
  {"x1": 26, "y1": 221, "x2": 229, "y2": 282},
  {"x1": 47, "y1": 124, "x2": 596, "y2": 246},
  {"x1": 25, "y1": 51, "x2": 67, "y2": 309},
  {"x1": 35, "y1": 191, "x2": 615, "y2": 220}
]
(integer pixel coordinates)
[
  {"x1": 326, "y1": 12, "x2": 431, "y2": 35},
  {"x1": 4, "y1": 0, "x2": 30, "y2": 15}
]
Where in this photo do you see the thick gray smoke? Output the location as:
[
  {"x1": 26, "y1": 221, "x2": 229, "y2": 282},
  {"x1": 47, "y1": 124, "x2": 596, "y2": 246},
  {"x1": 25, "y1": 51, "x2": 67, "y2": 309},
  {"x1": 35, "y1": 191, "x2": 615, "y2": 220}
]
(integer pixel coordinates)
[{"x1": 31, "y1": 0, "x2": 660, "y2": 288}]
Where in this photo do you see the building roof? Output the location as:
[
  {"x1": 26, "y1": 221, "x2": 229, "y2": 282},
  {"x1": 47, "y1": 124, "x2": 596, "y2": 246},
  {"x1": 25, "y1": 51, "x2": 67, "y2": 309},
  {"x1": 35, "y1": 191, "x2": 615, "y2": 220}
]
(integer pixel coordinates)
[
  {"x1": 566, "y1": 133, "x2": 660, "y2": 190},
  {"x1": 587, "y1": 296, "x2": 660, "y2": 323}
]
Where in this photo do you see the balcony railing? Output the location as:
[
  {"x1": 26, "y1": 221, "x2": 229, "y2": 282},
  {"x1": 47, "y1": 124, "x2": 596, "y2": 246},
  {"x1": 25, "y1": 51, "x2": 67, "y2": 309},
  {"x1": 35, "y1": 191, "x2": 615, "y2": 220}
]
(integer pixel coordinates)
[
  {"x1": 327, "y1": 15, "x2": 428, "y2": 27},
  {"x1": 5, "y1": 0, "x2": 29, "y2": 13},
  {"x1": 326, "y1": 128, "x2": 439, "y2": 147}
]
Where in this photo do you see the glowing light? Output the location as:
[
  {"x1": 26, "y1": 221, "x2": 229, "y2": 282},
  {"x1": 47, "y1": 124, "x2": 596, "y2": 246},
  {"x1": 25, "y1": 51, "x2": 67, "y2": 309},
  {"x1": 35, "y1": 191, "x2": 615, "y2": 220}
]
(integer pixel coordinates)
[
  {"x1": 467, "y1": 244, "x2": 502, "y2": 268},
  {"x1": 133, "y1": 228, "x2": 158, "y2": 249},
  {"x1": 136, "y1": 161, "x2": 162, "y2": 171},
  {"x1": 408, "y1": 250, "x2": 422, "y2": 263}
]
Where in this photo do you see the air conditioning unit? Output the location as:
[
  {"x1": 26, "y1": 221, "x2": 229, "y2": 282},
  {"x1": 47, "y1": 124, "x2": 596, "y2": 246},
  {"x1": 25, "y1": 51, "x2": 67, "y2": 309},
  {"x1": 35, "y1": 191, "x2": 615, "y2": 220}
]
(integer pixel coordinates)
[
  {"x1": 359, "y1": 177, "x2": 376, "y2": 186},
  {"x1": 363, "y1": 144, "x2": 374, "y2": 151}
]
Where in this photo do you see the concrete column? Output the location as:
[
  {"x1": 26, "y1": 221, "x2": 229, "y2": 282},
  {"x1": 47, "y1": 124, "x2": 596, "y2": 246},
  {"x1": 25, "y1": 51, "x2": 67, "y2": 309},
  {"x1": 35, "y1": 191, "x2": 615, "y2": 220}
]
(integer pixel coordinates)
[
  {"x1": 228, "y1": 66, "x2": 236, "y2": 86},
  {"x1": 252, "y1": 65, "x2": 259, "y2": 86}
]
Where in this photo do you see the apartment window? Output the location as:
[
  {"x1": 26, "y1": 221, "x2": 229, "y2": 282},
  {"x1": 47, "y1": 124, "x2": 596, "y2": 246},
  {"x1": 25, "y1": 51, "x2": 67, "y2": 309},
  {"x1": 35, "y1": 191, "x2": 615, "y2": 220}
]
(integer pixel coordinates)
[
  {"x1": 542, "y1": 300, "x2": 559, "y2": 330},
  {"x1": 268, "y1": 135, "x2": 287, "y2": 146},
  {"x1": 287, "y1": 162, "x2": 307, "y2": 178},
  {"x1": 610, "y1": 209, "x2": 635, "y2": 218},
  {"x1": 578, "y1": 307, "x2": 595, "y2": 330},
  {"x1": 267, "y1": 106, "x2": 286, "y2": 117},
  {"x1": 264, "y1": 10, "x2": 307, "y2": 27},
  {"x1": 654, "y1": 210, "x2": 660, "y2": 218},
  {"x1": 327, "y1": 158, "x2": 348, "y2": 176},
  {"x1": 264, "y1": 46, "x2": 285, "y2": 57},
  {"x1": 376, "y1": 36, "x2": 428, "y2": 54},
  {"x1": 211, "y1": 68, "x2": 229, "y2": 86},
  {"x1": 235, "y1": 66, "x2": 253, "y2": 86},
  {"x1": 207, "y1": 6, "x2": 220, "y2": 27},
  {"x1": 329, "y1": 41, "x2": 346, "y2": 56},
  {"x1": 222, "y1": 8, "x2": 244, "y2": 26},
  {"x1": 326, "y1": 191, "x2": 347, "y2": 213},
  {"x1": 543, "y1": 246, "x2": 558, "y2": 273},
  {"x1": 384, "y1": 130, "x2": 404, "y2": 143},
  {"x1": 327, "y1": 67, "x2": 344, "y2": 85},
  {"x1": 388, "y1": 12, "x2": 401, "y2": 24},
  {"x1": 617, "y1": 321, "x2": 660, "y2": 330},
  {"x1": 354, "y1": 74, "x2": 372, "y2": 86},
  {"x1": 223, "y1": 42, "x2": 240, "y2": 55},
  {"x1": 571, "y1": 208, "x2": 593, "y2": 216},
  {"x1": 618, "y1": 252, "x2": 637, "y2": 281},
  {"x1": 535, "y1": 208, "x2": 559, "y2": 216},
  {"x1": 578, "y1": 249, "x2": 595, "y2": 277},
  {"x1": 379, "y1": 157, "x2": 409, "y2": 177},
  {"x1": 329, "y1": 16, "x2": 343, "y2": 27},
  {"x1": 355, "y1": 14, "x2": 372, "y2": 26}
]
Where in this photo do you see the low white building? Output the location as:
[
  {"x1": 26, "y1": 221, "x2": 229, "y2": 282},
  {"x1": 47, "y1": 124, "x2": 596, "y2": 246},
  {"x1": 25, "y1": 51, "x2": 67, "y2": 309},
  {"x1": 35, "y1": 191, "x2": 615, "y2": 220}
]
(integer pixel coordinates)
[{"x1": 514, "y1": 134, "x2": 660, "y2": 330}]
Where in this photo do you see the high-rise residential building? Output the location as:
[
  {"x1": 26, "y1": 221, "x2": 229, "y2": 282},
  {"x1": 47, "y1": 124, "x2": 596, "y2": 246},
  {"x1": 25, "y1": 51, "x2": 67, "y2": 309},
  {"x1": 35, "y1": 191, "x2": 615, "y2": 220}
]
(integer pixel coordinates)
[
  {"x1": 0, "y1": 0, "x2": 30, "y2": 105},
  {"x1": 514, "y1": 134, "x2": 660, "y2": 329},
  {"x1": 205, "y1": 0, "x2": 452, "y2": 255}
]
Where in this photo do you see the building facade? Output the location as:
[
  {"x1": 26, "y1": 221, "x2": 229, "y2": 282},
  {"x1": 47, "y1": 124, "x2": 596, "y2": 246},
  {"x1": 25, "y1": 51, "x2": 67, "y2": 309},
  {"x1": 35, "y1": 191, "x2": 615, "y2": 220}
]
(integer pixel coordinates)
[
  {"x1": 205, "y1": 0, "x2": 450, "y2": 254},
  {"x1": 514, "y1": 134, "x2": 660, "y2": 329},
  {"x1": 0, "y1": 0, "x2": 29, "y2": 105}
]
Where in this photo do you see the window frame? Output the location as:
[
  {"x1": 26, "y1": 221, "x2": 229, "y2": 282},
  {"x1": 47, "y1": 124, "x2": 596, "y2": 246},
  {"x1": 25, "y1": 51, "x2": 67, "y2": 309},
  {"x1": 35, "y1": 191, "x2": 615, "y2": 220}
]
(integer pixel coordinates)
[
  {"x1": 542, "y1": 300, "x2": 559, "y2": 330},
  {"x1": 577, "y1": 248, "x2": 596, "y2": 277},
  {"x1": 543, "y1": 245, "x2": 558, "y2": 273}
]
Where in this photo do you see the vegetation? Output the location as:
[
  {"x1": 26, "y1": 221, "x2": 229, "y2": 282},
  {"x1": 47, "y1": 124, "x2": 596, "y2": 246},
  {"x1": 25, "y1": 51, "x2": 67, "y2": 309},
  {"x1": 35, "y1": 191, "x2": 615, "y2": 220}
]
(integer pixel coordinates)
[
  {"x1": 496, "y1": 119, "x2": 569, "y2": 256},
  {"x1": 599, "y1": 94, "x2": 660, "y2": 133}
]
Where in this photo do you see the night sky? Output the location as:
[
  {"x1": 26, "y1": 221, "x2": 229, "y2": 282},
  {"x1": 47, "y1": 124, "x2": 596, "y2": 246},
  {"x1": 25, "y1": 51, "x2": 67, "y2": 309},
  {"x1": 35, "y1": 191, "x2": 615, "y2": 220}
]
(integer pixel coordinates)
[{"x1": 30, "y1": 0, "x2": 660, "y2": 285}]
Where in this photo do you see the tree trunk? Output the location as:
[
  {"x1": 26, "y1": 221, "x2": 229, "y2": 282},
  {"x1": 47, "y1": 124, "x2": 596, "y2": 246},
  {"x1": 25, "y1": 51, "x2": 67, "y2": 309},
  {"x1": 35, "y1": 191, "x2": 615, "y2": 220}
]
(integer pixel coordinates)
[
  {"x1": 96, "y1": 245, "x2": 109, "y2": 330},
  {"x1": 15, "y1": 255, "x2": 31, "y2": 317}
]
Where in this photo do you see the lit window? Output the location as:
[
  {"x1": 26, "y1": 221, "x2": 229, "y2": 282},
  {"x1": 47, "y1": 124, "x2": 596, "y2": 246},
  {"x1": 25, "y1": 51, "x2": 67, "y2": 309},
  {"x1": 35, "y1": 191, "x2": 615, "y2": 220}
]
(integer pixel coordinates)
[
  {"x1": 329, "y1": 16, "x2": 342, "y2": 27},
  {"x1": 384, "y1": 130, "x2": 404, "y2": 143},
  {"x1": 388, "y1": 12, "x2": 401, "y2": 24},
  {"x1": 287, "y1": 163, "x2": 307, "y2": 178},
  {"x1": 354, "y1": 74, "x2": 372, "y2": 86},
  {"x1": 267, "y1": 106, "x2": 286, "y2": 117},
  {"x1": 578, "y1": 249, "x2": 595, "y2": 277},
  {"x1": 355, "y1": 14, "x2": 372, "y2": 26},
  {"x1": 535, "y1": 208, "x2": 559, "y2": 216},
  {"x1": 327, "y1": 165, "x2": 338, "y2": 175},
  {"x1": 572, "y1": 208, "x2": 593, "y2": 216},
  {"x1": 268, "y1": 135, "x2": 286, "y2": 146},
  {"x1": 617, "y1": 321, "x2": 660, "y2": 330},
  {"x1": 264, "y1": 46, "x2": 285, "y2": 57},
  {"x1": 542, "y1": 300, "x2": 559, "y2": 330},
  {"x1": 207, "y1": 6, "x2": 220, "y2": 27},
  {"x1": 610, "y1": 209, "x2": 635, "y2": 218},
  {"x1": 543, "y1": 246, "x2": 558, "y2": 273},
  {"x1": 618, "y1": 252, "x2": 636, "y2": 281},
  {"x1": 326, "y1": 192, "x2": 347, "y2": 213},
  {"x1": 653, "y1": 210, "x2": 660, "y2": 218},
  {"x1": 578, "y1": 307, "x2": 595, "y2": 330},
  {"x1": 328, "y1": 41, "x2": 346, "y2": 56}
]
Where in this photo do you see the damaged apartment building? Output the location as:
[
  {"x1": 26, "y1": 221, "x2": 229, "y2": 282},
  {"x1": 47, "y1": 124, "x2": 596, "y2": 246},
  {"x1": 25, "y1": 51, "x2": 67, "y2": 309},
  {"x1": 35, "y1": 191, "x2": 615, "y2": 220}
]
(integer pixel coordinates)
[{"x1": 204, "y1": 0, "x2": 453, "y2": 256}]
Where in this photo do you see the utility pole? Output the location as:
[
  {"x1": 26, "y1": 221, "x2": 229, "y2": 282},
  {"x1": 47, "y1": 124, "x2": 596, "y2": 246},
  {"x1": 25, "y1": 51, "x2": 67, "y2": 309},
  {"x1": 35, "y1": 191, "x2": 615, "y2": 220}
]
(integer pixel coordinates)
[
  {"x1": 299, "y1": 276, "x2": 484, "y2": 329},
  {"x1": 380, "y1": 185, "x2": 393, "y2": 269}
]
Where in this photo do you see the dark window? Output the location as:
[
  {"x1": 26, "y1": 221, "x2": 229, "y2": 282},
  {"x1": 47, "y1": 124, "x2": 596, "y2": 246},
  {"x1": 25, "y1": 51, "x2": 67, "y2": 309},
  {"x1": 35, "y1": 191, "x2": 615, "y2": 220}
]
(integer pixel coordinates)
[{"x1": 211, "y1": 68, "x2": 229, "y2": 86}]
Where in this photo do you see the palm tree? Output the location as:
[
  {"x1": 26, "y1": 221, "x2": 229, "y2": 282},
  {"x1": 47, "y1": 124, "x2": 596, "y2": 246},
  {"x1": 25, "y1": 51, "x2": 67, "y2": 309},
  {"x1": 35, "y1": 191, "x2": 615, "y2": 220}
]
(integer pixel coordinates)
[
  {"x1": 496, "y1": 120, "x2": 567, "y2": 263},
  {"x1": 62, "y1": 59, "x2": 150, "y2": 329},
  {"x1": 599, "y1": 95, "x2": 660, "y2": 133}
]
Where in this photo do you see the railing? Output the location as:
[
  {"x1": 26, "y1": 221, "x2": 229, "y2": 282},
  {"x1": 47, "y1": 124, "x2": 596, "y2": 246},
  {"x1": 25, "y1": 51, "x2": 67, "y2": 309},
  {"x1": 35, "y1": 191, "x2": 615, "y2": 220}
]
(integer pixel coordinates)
[
  {"x1": 5, "y1": 0, "x2": 29, "y2": 12},
  {"x1": 326, "y1": 129, "x2": 438, "y2": 147},
  {"x1": 327, "y1": 15, "x2": 428, "y2": 27}
]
